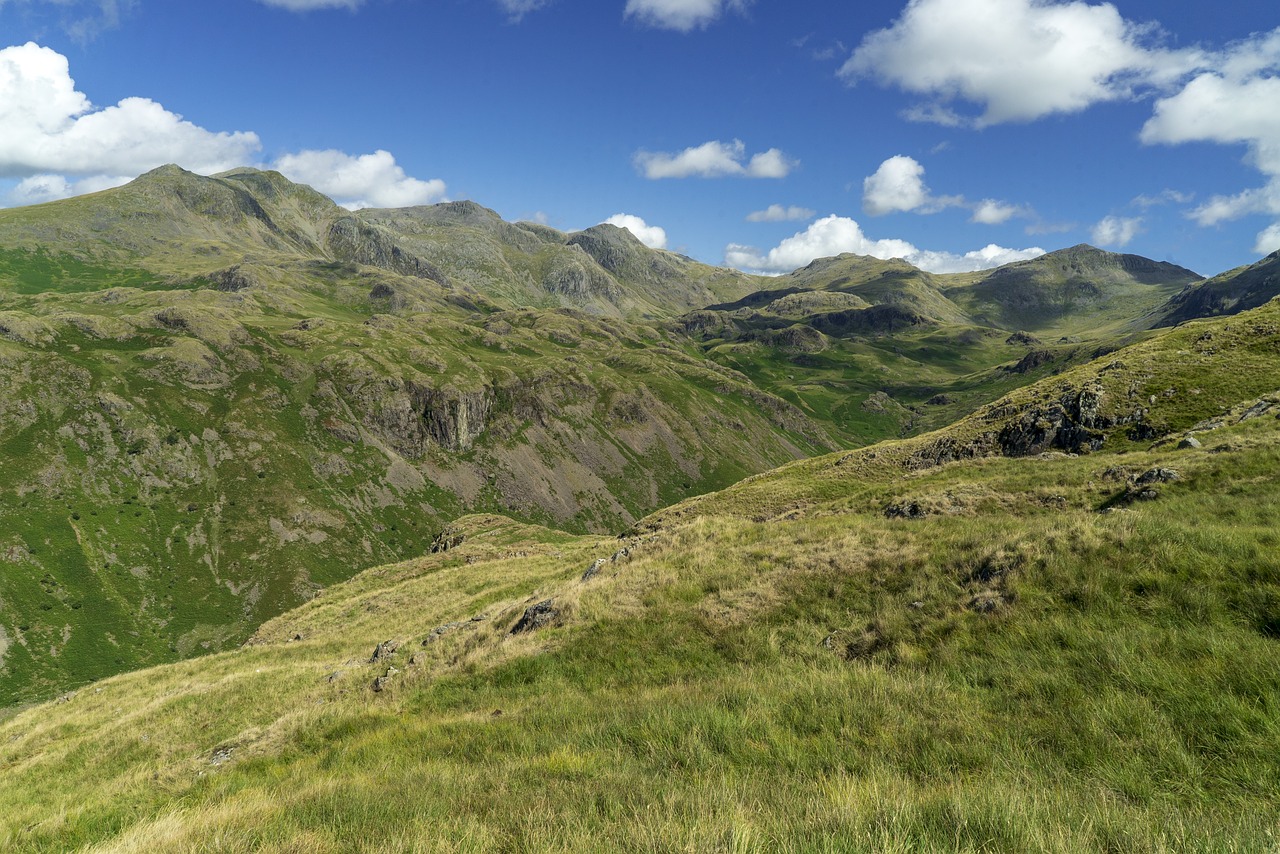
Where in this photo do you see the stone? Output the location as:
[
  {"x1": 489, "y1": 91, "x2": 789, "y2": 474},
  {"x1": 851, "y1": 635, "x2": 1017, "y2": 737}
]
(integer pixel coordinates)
[
  {"x1": 430, "y1": 529, "x2": 466, "y2": 553},
  {"x1": 510, "y1": 599, "x2": 559, "y2": 634},
  {"x1": 1178, "y1": 436, "x2": 1202, "y2": 449},
  {"x1": 370, "y1": 640, "x2": 398, "y2": 663},
  {"x1": 371, "y1": 667, "x2": 399, "y2": 693},
  {"x1": 581, "y1": 558, "x2": 607, "y2": 581},
  {"x1": 884, "y1": 500, "x2": 927, "y2": 519},
  {"x1": 1135, "y1": 467, "x2": 1181, "y2": 485}
]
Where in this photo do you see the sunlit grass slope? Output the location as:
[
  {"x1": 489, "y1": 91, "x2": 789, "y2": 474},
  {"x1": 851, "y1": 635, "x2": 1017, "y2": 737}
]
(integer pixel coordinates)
[{"x1": 2, "y1": 304, "x2": 1279, "y2": 851}]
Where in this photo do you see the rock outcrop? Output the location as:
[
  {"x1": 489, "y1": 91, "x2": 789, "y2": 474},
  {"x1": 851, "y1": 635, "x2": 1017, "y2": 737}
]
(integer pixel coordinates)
[{"x1": 327, "y1": 217, "x2": 449, "y2": 284}]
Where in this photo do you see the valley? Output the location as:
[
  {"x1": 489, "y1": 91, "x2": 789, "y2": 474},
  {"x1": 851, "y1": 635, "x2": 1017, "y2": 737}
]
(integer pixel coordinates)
[{"x1": 0, "y1": 167, "x2": 1278, "y2": 851}]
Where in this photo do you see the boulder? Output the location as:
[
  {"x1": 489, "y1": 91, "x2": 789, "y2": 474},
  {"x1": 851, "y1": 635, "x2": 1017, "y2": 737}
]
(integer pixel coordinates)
[{"x1": 510, "y1": 599, "x2": 559, "y2": 634}]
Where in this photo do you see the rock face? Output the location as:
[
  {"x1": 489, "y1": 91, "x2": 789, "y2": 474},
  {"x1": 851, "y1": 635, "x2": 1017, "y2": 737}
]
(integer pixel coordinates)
[
  {"x1": 995, "y1": 384, "x2": 1113, "y2": 457},
  {"x1": 1005, "y1": 349, "x2": 1055, "y2": 374},
  {"x1": 209, "y1": 265, "x2": 259, "y2": 292},
  {"x1": 326, "y1": 217, "x2": 448, "y2": 284},
  {"x1": 418, "y1": 387, "x2": 492, "y2": 452},
  {"x1": 1155, "y1": 251, "x2": 1280, "y2": 326},
  {"x1": 909, "y1": 373, "x2": 1170, "y2": 469},
  {"x1": 810, "y1": 304, "x2": 929, "y2": 336}
]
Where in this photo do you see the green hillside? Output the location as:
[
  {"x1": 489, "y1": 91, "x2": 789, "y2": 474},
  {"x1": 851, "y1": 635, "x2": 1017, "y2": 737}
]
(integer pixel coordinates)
[
  {"x1": 0, "y1": 169, "x2": 832, "y2": 706},
  {"x1": 676, "y1": 245, "x2": 1205, "y2": 448},
  {"x1": 2, "y1": 297, "x2": 1278, "y2": 852}
]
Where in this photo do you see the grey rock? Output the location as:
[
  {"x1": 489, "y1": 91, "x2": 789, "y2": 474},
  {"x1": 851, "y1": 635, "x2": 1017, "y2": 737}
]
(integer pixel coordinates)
[
  {"x1": 884, "y1": 500, "x2": 927, "y2": 519},
  {"x1": 1135, "y1": 467, "x2": 1181, "y2": 485},
  {"x1": 510, "y1": 599, "x2": 559, "y2": 634},
  {"x1": 370, "y1": 640, "x2": 399, "y2": 663},
  {"x1": 581, "y1": 558, "x2": 607, "y2": 582},
  {"x1": 371, "y1": 666, "x2": 399, "y2": 693}
]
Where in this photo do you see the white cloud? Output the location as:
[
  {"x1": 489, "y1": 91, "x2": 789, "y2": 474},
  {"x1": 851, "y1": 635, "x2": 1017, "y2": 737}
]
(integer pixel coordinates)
[
  {"x1": 1141, "y1": 32, "x2": 1280, "y2": 232},
  {"x1": 970, "y1": 199, "x2": 1029, "y2": 224},
  {"x1": 725, "y1": 214, "x2": 1043, "y2": 275},
  {"x1": 604, "y1": 213, "x2": 668, "y2": 249},
  {"x1": 1186, "y1": 187, "x2": 1280, "y2": 227},
  {"x1": 0, "y1": 43, "x2": 260, "y2": 180},
  {"x1": 255, "y1": 0, "x2": 362, "y2": 10},
  {"x1": 842, "y1": 0, "x2": 1204, "y2": 127},
  {"x1": 5, "y1": 172, "x2": 130, "y2": 206},
  {"x1": 909, "y1": 243, "x2": 1046, "y2": 273},
  {"x1": 624, "y1": 0, "x2": 746, "y2": 32},
  {"x1": 1092, "y1": 215, "x2": 1143, "y2": 248},
  {"x1": 272, "y1": 149, "x2": 446, "y2": 210},
  {"x1": 746, "y1": 204, "x2": 815, "y2": 223},
  {"x1": 1255, "y1": 223, "x2": 1280, "y2": 257},
  {"x1": 1132, "y1": 188, "x2": 1194, "y2": 209},
  {"x1": 863, "y1": 155, "x2": 1018, "y2": 221},
  {"x1": 863, "y1": 155, "x2": 931, "y2": 215},
  {"x1": 497, "y1": 0, "x2": 551, "y2": 20},
  {"x1": 635, "y1": 139, "x2": 795, "y2": 180}
]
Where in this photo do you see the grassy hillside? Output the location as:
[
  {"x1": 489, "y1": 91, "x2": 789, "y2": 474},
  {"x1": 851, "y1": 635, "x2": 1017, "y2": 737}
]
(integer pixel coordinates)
[
  {"x1": 1150, "y1": 250, "x2": 1280, "y2": 327},
  {"x1": 0, "y1": 170, "x2": 832, "y2": 706},
  {"x1": 677, "y1": 245, "x2": 1203, "y2": 448},
  {"x1": 1, "y1": 299, "x2": 1278, "y2": 852}
]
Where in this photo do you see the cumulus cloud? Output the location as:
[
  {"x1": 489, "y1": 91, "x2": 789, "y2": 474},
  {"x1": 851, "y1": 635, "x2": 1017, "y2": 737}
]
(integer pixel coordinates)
[
  {"x1": 862, "y1": 155, "x2": 1024, "y2": 222},
  {"x1": 255, "y1": 0, "x2": 362, "y2": 10},
  {"x1": 1142, "y1": 30, "x2": 1280, "y2": 239},
  {"x1": 603, "y1": 213, "x2": 668, "y2": 249},
  {"x1": 863, "y1": 155, "x2": 930, "y2": 215},
  {"x1": 635, "y1": 139, "x2": 795, "y2": 180},
  {"x1": 1091, "y1": 215, "x2": 1143, "y2": 248},
  {"x1": 842, "y1": 0, "x2": 1203, "y2": 127},
  {"x1": 272, "y1": 149, "x2": 446, "y2": 210},
  {"x1": 0, "y1": 42, "x2": 261, "y2": 180},
  {"x1": 1256, "y1": 223, "x2": 1280, "y2": 256},
  {"x1": 624, "y1": 0, "x2": 747, "y2": 33},
  {"x1": 725, "y1": 214, "x2": 1044, "y2": 275},
  {"x1": 862, "y1": 155, "x2": 963, "y2": 215},
  {"x1": 4, "y1": 172, "x2": 130, "y2": 206},
  {"x1": 970, "y1": 199, "x2": 1030, "y2": 224},
  {"x1": 746, "y1": 204, "x2": 815, "y2": 223}
]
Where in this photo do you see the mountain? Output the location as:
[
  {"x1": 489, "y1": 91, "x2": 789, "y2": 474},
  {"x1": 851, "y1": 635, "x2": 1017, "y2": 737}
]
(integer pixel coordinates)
[
  {"x1": 1150, "y1": 250, "x2": 1280, "y2": 327},
  {"x1": 0, "y1": 165, "x2": 1259, "y2": 710},
  {"x1": 0, "y1": 167, "x2": 832, "y2": 705},
  {"x1": 2, "y1": 295, "x2": 1278, "y2": 851},
  {"x1": 674, "y1": 245, "x2": 1204, "y2": 449},
  {"x1": 0, "y1": 165, "x2": 763, "y2": 319},
  {"x1": 942, "y1": 244, "x2": 1203, "y2": 334}
]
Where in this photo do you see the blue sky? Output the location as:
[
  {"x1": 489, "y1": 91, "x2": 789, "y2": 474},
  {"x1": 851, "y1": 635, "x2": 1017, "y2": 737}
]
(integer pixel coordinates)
[{"x1": 0, "y1": 0, "x2": 1277, "y2": 277}]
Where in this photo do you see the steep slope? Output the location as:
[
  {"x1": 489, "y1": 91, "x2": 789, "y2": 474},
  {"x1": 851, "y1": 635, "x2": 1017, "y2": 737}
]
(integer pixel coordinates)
[
  {"x1": 0, "y1": 166, "x2": 764, "y2": 319},
  {"x1": 358, "y1": 204, "x2": 764, "y2": 317},
  {"x1": 2, "y1": 300, "x2": 1278, "y2": 852},
  {"x1": 649, "y1": 294, "x2": 1280, "y2": 529},
  {"x1": 0, "y1": 173, "x2": 836, "y2": 705},
  {"x1": 1151, "y1": 250, "x2": 1280, "y2": 327}
]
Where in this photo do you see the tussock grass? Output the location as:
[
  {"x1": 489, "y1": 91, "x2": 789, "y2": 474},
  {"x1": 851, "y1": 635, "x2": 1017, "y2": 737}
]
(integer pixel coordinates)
[{"x1": 3, "y1": 406, "x2": 1279, "y2": 850}]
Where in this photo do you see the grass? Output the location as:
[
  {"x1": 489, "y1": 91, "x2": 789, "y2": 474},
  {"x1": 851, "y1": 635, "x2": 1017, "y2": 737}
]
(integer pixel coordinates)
[
  {"x1": 1, "y1": 399, "x2": 1278, "y2": 850},
  {"x1": 0, "y1": 169, "x2": 1278, "y2": 849}
]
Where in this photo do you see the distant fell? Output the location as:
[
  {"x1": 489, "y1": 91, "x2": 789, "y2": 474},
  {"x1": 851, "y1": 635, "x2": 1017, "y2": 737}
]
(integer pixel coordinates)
[
  {"x1": 943, "y1": 244, "x2": 1203, "y2": 334},
  {"x1": 1151, "y1": 250, "x2": 1280, "y2": 327}
]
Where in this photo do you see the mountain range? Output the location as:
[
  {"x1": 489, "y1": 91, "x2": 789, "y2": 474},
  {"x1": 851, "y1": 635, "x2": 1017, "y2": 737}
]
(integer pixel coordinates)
[{"x1": 1, "y1": 166, "x2": 1278, "y2": 850}]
